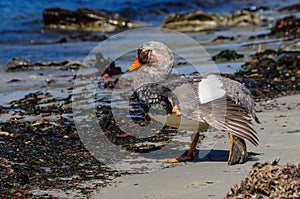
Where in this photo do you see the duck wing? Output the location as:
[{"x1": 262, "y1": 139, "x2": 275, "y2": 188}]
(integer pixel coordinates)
[
  {"x1": 159, "y1": 74, "x2": 259, "y2": 146},
  {"x1": 185, "y1": 74, "x2": 259, "y2": 146},
  {"x1": 131, "y1": 74, "x2": 259, "y2": 146}
]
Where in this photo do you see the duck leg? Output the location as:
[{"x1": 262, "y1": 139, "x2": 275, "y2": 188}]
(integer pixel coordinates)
[
  {"x1": 159, "y1": 131, "x2": 199, "y2": 163},
  {"x1": 176, "y1": 131, "x2": 200, "y2": 162},
  {"x1": 228, "y1": 133, "x2": 248, "y2": 165}
]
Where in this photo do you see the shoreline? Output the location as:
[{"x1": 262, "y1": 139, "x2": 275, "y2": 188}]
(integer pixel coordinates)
[
  {"x1": 1, "y1": 1, "x2": 300, "y2": 197},
  {"x1": 92, "y1": 94, "x2": 300, "y2": 199}
]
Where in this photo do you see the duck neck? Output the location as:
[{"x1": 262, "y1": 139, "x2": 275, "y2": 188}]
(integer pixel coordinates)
[{"x1": 134, "y1": 63, "x2": 171, "y2": 90}]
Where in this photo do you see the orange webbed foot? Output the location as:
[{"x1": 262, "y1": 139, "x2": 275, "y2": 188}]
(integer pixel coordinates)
[{"x1": 172, "y1": 106, "x2": 181, "y2": 117}]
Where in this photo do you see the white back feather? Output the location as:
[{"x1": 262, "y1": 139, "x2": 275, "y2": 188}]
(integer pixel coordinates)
[{"x1": 198, "y1": 75, "x2": 226, "y2": 104}]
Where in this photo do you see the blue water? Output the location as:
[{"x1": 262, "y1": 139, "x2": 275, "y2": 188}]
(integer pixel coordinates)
[
  {"x1": 0, "y1": 0, "x2": 298, "y2": 67},
  {"x1": 0, "y1": 0, "x2": 195, "y2": 34},
  {"x1": 0, "y1": 0, "x2": 286, "y2": 40},
  {"x1": 0, "y1": 0, "x2": 298, "y2": 110},
  {"x1": 0, "y1": 0, "x2": 195, "y2": 66}
]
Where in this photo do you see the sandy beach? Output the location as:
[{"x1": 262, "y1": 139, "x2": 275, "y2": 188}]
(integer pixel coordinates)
[
  {"x1": 94, "y1": 94, "x2": 300, "y2": 199},
  {"x1": 1, "y1": 1, "x2": 300, "y2": 198}
]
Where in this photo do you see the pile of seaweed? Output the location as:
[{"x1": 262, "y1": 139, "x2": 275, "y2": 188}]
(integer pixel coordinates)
[
  {"x1": 225, "y1": 160, "x2": 300, "y2": 198},
  {"x1": 250, "y1": 15, "x2": 300, "y2": 40},
  {"x1": 0, "y1": 91, "x2": 121, "y2": 198},
  {"x1": 224, "y1": 48, "x2": 300, "y2": 99},
  {"x1": 97, "y1": 104, "x2": 178, "y2": 153},
  {"x1": 0, "y1": 87, "x2": 179, "y2": 198},
  {"x1": 0, "y1": 120, "x2": 121, "y2": 198}
]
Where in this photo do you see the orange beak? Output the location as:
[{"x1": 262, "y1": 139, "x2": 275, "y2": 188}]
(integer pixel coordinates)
[{"x1": 128, "y1": 55, "x2": 141, "y2": 71}]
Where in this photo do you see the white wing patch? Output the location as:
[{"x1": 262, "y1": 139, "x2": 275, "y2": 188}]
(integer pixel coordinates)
[{"x1": 198, "y1": 75, "x2": 226, "y2": 104}]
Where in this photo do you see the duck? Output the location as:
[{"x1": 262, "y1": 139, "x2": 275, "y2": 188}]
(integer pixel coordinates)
[{"x1": 127, "y1": 41, "x2": 260, "y2": 165}]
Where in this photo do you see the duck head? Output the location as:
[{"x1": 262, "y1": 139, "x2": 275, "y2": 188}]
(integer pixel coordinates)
[{"x1": 128, "y1": 41, "x2": 174, "y2": 88}]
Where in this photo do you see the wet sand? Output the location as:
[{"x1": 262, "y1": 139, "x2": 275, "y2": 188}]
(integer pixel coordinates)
[{"x1": 94, "y1": 94, "x2": 300, "y2": 199}]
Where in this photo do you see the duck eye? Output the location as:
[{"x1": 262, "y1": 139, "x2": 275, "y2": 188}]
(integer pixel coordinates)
[
  {"x1": 137, "y1": 48, "x2": 142, "y2": 55},
  {"x1": 139, "y1": 49, "x2": 152, "y2": 64}
]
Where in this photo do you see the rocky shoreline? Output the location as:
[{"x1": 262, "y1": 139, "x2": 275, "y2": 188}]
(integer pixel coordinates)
[
  {"x1": 1, "y1": 2, "x2": 300, "y2": 199},
  {"x1": 224, "y1": 42, "x2": 300, "y2": 99},
  {"x1": 43, "y1": 8, "x2": 144, "y2": 33},
  {"x1": 161, "y1": 9, "x2": 272, "y2": 32}
]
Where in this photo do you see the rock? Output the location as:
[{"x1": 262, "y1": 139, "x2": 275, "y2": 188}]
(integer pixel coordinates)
[
  {"x1": 43, "y1": 8, "x2": 142, "y2": 32},
  {"x1": 99, "y1": 63, "x2": 122, "y2": 78},
  {"x1": 249, "y1": 49, "x2": 278, "y2": 61},
  {"x1": 277, "y1": 42, "x2": 300, "y2": 66},
  {"x1": 230, "y1": 49, "x2": 300, "y2": 98},
  {"x1": 219, "y1": 10, "x2": 271, "y2": 26},
  {"x1": 243, "y1": 6, "x2": 269, "y2": 12},
  {"x1": 271, "y1": 16, "x2": 300, "y2": 38},
  {"x1": 212, "y1": 50, "x2": 244, "y2": 62},
  {"x1": 212, "y1": 36, "x2": 234, "y2": 42},
  {"x1": 253, "y1": 58, "x2": 279, "y2": 79},
  {"x1": 91, "y1": 52, "x2": 123, "y2": 78},
  {"x1": 55, "y1": 37, "x2": 68, "y2": 44},
  {"x1": 249, "y1": 16, "x2": 300, "y2": 39},
  {"x1": 7, "y1": 79, "x2": 22, "y2": 83},
  {"x1": 278, "y1": 41, "x2": 300, "y2": 54},
  {"x1": 73, "y1": 33, "x2": 107, "y2": 42},
  {"x1": 161, "y1": 11, "x2": 218, "y2": 32},
  {"x1": 161, "y1": 10, "x2": 272, "y2": 32},
  {"x1": 5, "y1": 58, "x2": 33, "y2": 71},
  {"x1": 278, "y1": 3, "x2": 300, "y2": 12},
  {"x1": 5, "y1": 58, "x2": 86, "y2": 71}
]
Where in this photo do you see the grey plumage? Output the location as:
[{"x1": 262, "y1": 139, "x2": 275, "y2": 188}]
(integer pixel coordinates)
[{"x1": 131, "y1": 41, "x2": 259, "y2": 146}]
